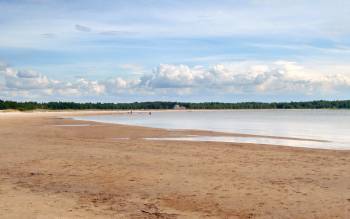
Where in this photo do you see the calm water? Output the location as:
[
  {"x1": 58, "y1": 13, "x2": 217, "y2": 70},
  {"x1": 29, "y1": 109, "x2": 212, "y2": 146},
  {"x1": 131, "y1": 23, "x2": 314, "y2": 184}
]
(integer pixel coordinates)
[{"x1": 73, "y1": 110, "x2": 350, "y2": 150}]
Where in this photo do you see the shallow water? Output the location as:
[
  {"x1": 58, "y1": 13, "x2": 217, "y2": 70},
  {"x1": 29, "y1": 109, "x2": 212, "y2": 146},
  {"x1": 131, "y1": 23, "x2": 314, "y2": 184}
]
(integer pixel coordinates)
[
  {"x1": 144, "y1": 136, "x2": 344, "y2": 150},
  {"x1": 73, "y1": 110, "x2": 350, "y2": 150}
]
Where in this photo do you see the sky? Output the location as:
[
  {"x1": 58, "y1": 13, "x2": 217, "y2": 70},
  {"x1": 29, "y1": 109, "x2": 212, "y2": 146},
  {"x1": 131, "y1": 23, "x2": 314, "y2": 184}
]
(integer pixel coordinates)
[{"x1": 1, "y1": 0, "x2": 350, "y2": 102}]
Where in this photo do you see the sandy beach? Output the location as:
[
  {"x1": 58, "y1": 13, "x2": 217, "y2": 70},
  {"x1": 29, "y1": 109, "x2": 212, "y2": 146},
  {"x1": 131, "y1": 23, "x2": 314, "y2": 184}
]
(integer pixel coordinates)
[{"x1": 0, "y1": 111, "x2": 349, "y2": 219}]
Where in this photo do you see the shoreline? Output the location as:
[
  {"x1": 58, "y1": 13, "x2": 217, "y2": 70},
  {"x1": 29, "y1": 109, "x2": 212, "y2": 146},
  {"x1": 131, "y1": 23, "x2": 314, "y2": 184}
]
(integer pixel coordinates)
[
  {"x1": 70, "y1": 111, "x2": 350, "y2": 151},
  {"x1": 71, "y1": 115, "x2": 329, "y2": 143},
  {"x1": 1, "y1": 110, "x2": 346, "y2": 150}
]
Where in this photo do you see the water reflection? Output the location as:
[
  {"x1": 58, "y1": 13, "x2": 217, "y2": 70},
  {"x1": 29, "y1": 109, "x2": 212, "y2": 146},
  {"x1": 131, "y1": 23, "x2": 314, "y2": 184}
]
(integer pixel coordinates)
[{"x1": 73, "y1": 110, "x2": 350, "y2": 150}]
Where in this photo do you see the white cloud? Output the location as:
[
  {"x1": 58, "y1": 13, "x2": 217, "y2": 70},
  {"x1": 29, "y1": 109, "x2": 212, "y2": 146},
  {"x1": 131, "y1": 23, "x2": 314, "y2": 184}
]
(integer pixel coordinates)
[
  {"x1": 3, "y1": 68, "x2": 50, "y2": 90},
  {"x1": 0, "y1": 65, "x2": 106, "y2": 98},
  {"x1": 75, "y1": 78, "x2": 106, "y2": 94},
  {"x1": 1, "y1": 61, "x2": 350, "y2": 101},
  {"x1": 140, "y1": 64, "x2": 208, "y2": 88},
  {"x1": 104, "y1": 77, "x2": 141, "y2": 95},
  {"x1": 139, "y1": 61, "x2": 350, "y2": 95}
]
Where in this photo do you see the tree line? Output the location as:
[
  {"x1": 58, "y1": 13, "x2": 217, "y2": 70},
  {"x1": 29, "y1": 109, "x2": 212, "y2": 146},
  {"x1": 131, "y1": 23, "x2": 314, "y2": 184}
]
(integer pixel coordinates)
[{"x1": 1, "y1": 99, "x2": 350, "y2": 111}]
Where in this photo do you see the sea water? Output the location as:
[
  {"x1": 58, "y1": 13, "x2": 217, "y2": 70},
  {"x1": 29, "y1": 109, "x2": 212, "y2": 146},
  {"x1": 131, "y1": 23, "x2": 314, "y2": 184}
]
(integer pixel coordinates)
[{"x1": 73, "y1": 110, "x2": 350, "y2": 150}]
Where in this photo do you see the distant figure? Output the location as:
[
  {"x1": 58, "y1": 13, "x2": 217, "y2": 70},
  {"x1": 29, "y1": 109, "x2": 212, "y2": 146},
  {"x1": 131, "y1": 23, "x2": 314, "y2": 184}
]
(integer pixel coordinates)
[
  {"x1": 149, "y1": 112, "x2": 152, "y2": 116},
  {"x1": 130, "y1": 110, "x2": 133, "y2": 115}
]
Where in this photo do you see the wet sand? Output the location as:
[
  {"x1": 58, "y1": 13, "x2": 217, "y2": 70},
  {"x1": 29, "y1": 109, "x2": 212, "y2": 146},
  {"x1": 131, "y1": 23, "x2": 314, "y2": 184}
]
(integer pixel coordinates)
[{"x1": 0, "y1": 111, "x2": 349, "y2": 218}]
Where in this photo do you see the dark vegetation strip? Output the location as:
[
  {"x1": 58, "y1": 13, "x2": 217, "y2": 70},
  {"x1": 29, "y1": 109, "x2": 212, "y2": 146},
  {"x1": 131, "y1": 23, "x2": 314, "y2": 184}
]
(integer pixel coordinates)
[{"x1": 1, "y1": 99, "x2": 350, "y2": 111}]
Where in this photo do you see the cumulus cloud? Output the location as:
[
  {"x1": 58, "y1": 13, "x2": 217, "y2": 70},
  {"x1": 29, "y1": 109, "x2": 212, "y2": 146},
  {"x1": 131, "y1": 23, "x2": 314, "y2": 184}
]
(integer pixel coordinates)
[
  {"x1": 140, "y1": 64, "x2": 207, "y2": 89},
  {"x1": 138, "y1": 61, "x2": 350, "y2": 96},
  {"x1": 3, "y1": 68, "x2": 50, "y2": 90},
  {"x1": 1, "y1": 61, "x2": 350, "y2": 101},
  {"x1": 104, "y1": 77, "x2": 141, "y2": 95},
  {"x1": 0, "y1": 65, "x2": 106, "y2": 99}
]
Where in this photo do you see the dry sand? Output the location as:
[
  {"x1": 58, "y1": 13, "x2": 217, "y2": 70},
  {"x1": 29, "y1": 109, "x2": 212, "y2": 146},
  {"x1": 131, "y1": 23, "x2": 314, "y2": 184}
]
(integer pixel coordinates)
[{"x1": 0, "y1": 111, "x2": 349, "y2": 218}]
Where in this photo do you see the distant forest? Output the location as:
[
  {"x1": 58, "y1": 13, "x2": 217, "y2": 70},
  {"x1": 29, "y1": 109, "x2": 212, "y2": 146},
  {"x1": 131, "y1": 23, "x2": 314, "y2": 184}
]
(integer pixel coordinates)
[{"x1": 1, "y1": 99, "x2": 350, "y2": 111}]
